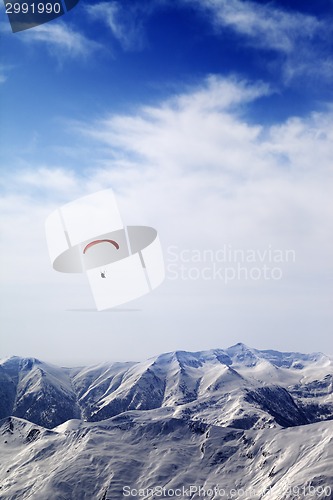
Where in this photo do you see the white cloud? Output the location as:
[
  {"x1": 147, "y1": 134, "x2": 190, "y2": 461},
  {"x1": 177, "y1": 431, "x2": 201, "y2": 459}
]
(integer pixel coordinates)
[
  {"x1": 22, "y1": 21, "x2": 100, "y2": 59},
  {"x1": 75, "y1": 76, "x2": 332, "y2": 256},
  {"x1": 3, "y1": 75, "x2": 332, "y2": 275},
  {"x1": 85, "y1": 0, "x2": 333, "y2": 82},
  {"x1": 78, "y1": 76, "x2": 269, "y2": 174},
  {"x1": 176, "y1": 74, "x2": 270, "y2": 111},
  {"x1": 191, "y1": 0, "x2": 320, "y2": 53},
  {"x1": 17, "y1": 167, "x2": 78, "y2": 191},
  {"x1": 86, "y1": 1, "x2": 147, "y2": 51},
  {"x1": 184, "y1": 0, "x2": 332, "y2": 83},
  {"x1": 1, "y1": 75, "x2": 332, "y2": 359}
]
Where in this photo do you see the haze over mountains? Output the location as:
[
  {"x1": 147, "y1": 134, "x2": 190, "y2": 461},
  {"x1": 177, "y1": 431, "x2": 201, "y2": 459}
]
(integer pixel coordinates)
[{"x1": 0, "y1": 343, "x2": 332, "y2": 499}]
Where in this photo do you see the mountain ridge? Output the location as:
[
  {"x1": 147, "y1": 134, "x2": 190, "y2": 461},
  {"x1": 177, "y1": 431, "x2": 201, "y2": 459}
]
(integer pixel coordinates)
[
  {"x1": 0, "y1": 343, "x2": 332, "y2": 430},
  {"x1": 0, "y1": 344, "x2": 332, "y2": 499}
]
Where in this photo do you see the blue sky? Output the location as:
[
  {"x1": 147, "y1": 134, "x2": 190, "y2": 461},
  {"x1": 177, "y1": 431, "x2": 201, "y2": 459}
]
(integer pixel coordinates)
[{"x1": 0, "y1": 0, "x2": 332, "y2": 364}]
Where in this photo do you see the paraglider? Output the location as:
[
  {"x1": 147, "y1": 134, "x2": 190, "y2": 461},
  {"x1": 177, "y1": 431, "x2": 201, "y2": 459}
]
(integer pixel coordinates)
[
  {"x1": 83, "y1": 239, "x2": 119, "y2": 254},
  {"x1": 83, "y1": 239, "x2": 119, "y2": 279},
  {"x1": 45, "y1": 189, "x2": 165, "y2": 310}
]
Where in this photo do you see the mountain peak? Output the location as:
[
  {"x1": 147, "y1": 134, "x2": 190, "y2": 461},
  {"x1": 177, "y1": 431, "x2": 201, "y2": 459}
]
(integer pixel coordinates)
[
  {"x1": 227, "y1": 342, "x2": 251, "y2": 352},
  {"x1": 225, "y1": 343, "x2": 259, "y2": 367}
]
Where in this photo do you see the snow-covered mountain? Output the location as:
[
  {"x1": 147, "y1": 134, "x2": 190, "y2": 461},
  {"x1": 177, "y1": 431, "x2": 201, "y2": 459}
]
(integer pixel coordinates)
[
  {"x1": 0, "y1": 343, "x2": 332, "y2": 430},
  {"x1": 1, "y1": 412, "x2": 332, "y2": 499},
  {"x1": 0, "y1": 344, "x2": 332, "y2": 499}
]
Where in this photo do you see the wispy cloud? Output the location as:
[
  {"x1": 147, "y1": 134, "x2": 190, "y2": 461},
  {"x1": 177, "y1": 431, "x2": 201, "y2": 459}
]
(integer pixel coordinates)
[
  {"x1": 86, "y1": 1, "x2": 148, "y2": 51},
  {"x1": 184, "y1": 0, "x2": 332, "y2": 83},
  {"x1": 84, "y1": 0, "x2": 333, "y2": 83},
  {"x1": 175, "y1": 74, "x2": 270, "y2": 111},
  {"x1": 190, "y1": 0, "x2": 320, "y2": 53},
  {"x1": 22, "y1": 21, "x2": 100, "y2": 59},
  {"x1": 0, "y1": 166, "x2": 85, "y2": 203}
]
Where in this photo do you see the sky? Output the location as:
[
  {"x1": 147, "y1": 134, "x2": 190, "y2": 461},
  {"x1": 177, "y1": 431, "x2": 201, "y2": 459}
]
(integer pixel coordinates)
[{"x1": 0, "y1": 0, "x2": 332, "y2": 365}]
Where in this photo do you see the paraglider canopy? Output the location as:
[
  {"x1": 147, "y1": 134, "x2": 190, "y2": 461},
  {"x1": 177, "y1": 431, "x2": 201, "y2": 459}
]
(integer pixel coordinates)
[{"x1": 83, "y1": 239, "x2": 119, "y2": 254}]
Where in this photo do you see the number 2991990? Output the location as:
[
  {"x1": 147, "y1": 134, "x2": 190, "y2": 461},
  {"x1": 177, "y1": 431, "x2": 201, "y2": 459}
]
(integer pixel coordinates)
[{"x1": 5, "y1": 2, "x2": 62, "y2": 14}]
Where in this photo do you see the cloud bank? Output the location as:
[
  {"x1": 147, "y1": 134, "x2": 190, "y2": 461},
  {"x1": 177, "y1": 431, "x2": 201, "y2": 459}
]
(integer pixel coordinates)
[{"x1": 1, "y1": 75, "x2": 332, "y2": 360}]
